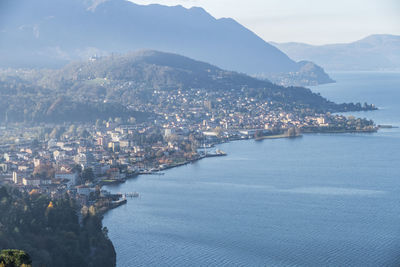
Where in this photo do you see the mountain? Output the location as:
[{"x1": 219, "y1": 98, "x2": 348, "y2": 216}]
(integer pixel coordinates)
[
  {"x1": 35, "y1": 51, "x2": 365, "y2": 111},
  {"x1": 0, "y1": 50, "x2": 372, "y2": 124},
  {"x1": 272, "y1": 34, "x2": 400, "y2": 71},
  {"x1": 0, "y1": 68, "x2": 150, "y2": 124},
  {"x1": 47, "y1": 50, "x2": 271, "y2": 92},
  {"x1": 0, "y1": 0, "x2": 332, "y2": 86}
]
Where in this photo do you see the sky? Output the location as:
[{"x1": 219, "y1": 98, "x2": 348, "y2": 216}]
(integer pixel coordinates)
[{"x1": 128, "y1": 0, "x2": 400, "y2": 45}]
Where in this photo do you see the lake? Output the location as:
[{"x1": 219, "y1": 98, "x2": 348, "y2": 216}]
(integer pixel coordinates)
[{"x1": 103, "y1": 72, "x2": 400, "y2": 266}]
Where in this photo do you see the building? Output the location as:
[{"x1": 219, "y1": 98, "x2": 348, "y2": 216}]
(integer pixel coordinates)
[
  {"x1": 202, "y1": 131, "x2": 218, "y2": 137},
  {"x1": 33, "y1": 158, "x2": 41, "y2": 167},
  {"x1": 12, "y1": 171, "x2": 22, "y2": 184},
  {"x1": 53, "y1": 150, "x2": 66, "y2": 161},
  {"x1": 317, "y1": 117, "x2": 325, "y2": 125},
  {"x1": 108, "y1": 142, "x2": 120, "y2": 152},
  {"x1": 0, "y1": 163, "x2": 8, "y2": 172},
  {"x1": 119, "y1": 140, "x2": 130, "y2": 148},
  {"x1": 164, "y1": 128, "x2": 175, "y2": 137},
  {"x1": 55, "y1": 172, "x2": 78, "y2": 188},
  {"x1": 76, "y1": 185, "x2": 95, "y2": 196},
  {"x1": 41, "y1": 178, "x2": 52, "y2": 185},
  {"x1": 97, "y1": 137, "x2": 104, "y2": 146},
  {"x1": 74, "y1": 153, "x2": 87, "y2": 166},
  {"x1": 106, "y1": 168, "x2": 125, "y2": 180},
  {"x1": 22, "y1": 177, "x2": 41, "y2": 186}
]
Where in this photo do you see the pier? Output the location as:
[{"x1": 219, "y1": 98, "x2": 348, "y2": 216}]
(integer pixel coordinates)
[{"x1": 119, "y1": 192, "x2": 140, "y2": 198}]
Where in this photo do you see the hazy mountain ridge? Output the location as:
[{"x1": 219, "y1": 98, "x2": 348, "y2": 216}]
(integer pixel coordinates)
[
  {"x1": 272, "y1": 34, "x2": 400, "y2": 71},
  {"x1": 0, "y1": 0, "x2": 332, "y2": 86},
  {"x1": 257, "y1": 60, "x2": 335, "y2": 86}
]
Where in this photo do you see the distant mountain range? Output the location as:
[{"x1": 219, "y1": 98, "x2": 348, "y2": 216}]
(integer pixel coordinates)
[
  {"x1": 272, "y1": 34, "x2": 400, "y2": 71},
  {"x1": 0, "y1": 0, "x2": 332, "y2": 86}
]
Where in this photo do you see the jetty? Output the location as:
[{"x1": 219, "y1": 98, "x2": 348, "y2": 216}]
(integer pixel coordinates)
[
  {"x1": 119, "y1": 192, "x2": 140, "y2": 198},
  {"x1": 204, "y1": 149, "x2": 227, "y2": 157}
]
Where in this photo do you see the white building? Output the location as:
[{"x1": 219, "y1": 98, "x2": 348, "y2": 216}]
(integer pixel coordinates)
[
  {"x1": 12, "y1": 171, "x2": 21, "y2": 184},
  {"x1": 55, "y1": 172, "x2": 78, "y2": 188},
  {"x1": 76, "y1": 186, "x2": 95, "y2": 196},
  {"x1": 22, "y1": 177, "x2": 41, "y2": 186},
  {"x1": 53, "y1": 150, "x2": 66, "y2": 161},
  {"x1": 74, "y1": 153, "x2": 87, "y2": 166}
]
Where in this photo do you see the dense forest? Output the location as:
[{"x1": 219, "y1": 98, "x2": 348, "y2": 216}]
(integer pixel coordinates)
[
  {"x1": 0, "y1": 76, "x2": 150, "y2": 124},
  {"x1": 0, "y1": 187, "x2": 116, "y2": 267}
]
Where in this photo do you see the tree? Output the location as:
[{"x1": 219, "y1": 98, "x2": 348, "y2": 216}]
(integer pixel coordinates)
[
  {"x1": 31, "y1": 139, "x2": 39, "y2": 148},
  {"x1": 72, "y1": 164, "x2": 82, "y2": 174},
  {"x1": 79, "y1": 129, "x2": 90, "y2": 139},
  {"x1": 0, "y1": 250, "x2": 32, "y2": 267},
  {"x1": 67, "y1": 124, "x2": 76, "y2": 136},
  {"x1": 128, "y1": 117, "x2": 136, "y2": 124},
  {"x1": 49, "y1": 128, "x2": 58, "y2": 140},
  {"x1": 0, "y1": 186, "x2": 116, "y2": 266},
  {"x1": 255, "y1": 130, "x2": 264, "y2": 138},
  {"x1": 82, "y1": 168, "x2": 95, "y2": 183}
]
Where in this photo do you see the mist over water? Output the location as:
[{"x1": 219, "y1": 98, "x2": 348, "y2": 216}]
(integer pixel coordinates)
[{"x1": 104, "y1": 72, "x2": 400, "y2": 266}]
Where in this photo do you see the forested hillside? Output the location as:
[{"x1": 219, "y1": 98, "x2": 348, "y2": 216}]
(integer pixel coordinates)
[
  {"x1": 0, "y1": 187, "x2": 116, "y2": 267},
  {"x1": 0, "y1": 50, "x2": 373, "y2": 124}
]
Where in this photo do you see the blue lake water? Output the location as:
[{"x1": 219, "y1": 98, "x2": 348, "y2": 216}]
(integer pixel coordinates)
[{"x1": 103, "y1": 72, "x2": 400, "y2": 266}]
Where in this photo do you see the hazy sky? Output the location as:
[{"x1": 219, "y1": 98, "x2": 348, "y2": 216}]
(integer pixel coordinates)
[{"x1": 128, "y1": 0, "x2": 400, "y2": 45}]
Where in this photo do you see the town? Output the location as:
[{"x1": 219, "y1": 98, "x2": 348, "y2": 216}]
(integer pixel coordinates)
[{"x1": 0, "y1": 85, "x2": 377, "y2": 214}]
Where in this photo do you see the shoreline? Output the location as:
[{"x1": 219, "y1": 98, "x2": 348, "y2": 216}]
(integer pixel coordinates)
[
  {"x1": 100, "y1": 127, "x2": 381, "y2": 215},
  {"x1": 98, "y1": 153, "x2": 228, "y2": 214},
  {"x1": 99, "y1": 121, "x2": 396, "y2": 264},
  {"x1": 92, "y1": 72, "x2": 399, "y2": 266},
  {"x1": 97, "y1": 198, "x2": 128, "y2": 216},
  {"x1": 100, "y1": 127, "x2": 381, "y2": 192},
  {"x1": 255, "y1": 133, "x2": 302, "y2": 140},
  {"x1": 102, "y1": 125, "x2": 394, "y2": 266}
]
